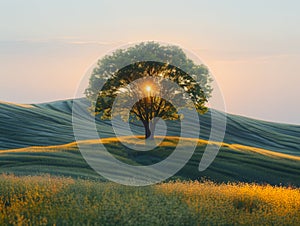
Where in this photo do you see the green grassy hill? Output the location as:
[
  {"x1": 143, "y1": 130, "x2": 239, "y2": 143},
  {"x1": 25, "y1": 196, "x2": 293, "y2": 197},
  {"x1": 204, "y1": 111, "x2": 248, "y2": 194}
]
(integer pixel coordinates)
[{"x1": 0, "y1": 99, "x2": 299, "y2": 185}]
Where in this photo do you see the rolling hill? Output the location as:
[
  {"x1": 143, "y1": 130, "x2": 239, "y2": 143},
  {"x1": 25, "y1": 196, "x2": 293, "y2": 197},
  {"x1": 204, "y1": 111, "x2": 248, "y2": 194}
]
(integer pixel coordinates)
[{"x1": 0, "y1": 98, "x2": 299, "y2": 185}]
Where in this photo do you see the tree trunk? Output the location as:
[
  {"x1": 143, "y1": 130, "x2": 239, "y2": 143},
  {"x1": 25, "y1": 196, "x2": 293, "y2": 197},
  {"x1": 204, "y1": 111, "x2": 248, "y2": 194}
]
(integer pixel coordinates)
[
  {"x1": 149, "y1": 120, "x2": 156, "y2": 139},
  {"x1": 143, "y1": 121, "x2": 151, "y2": 139},
  {"x1": 142, "y1": 120, "x2": 157, "y2": 139}
]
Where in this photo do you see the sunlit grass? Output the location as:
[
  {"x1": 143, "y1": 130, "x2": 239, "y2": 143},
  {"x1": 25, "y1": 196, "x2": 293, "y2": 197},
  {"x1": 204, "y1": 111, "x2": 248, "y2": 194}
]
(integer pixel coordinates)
[
  {"x1": 2, "y1": 136, "x2": 299, "y2": 162},
  {"x1": 1, "y1": 137, "x2": 299, "y2": 185},
  {"x1": 229, "y1": 144, "x2": 300, "y2": 161},
  {"x1": 158, "y1": 180, "x2": 300, "y2": 225},
  {"x1": 0, "y1": 174, "x2": 299, "y2": 225},
  {"x1": 0, "y1": 101, "x2": 35, "y2": 109}
]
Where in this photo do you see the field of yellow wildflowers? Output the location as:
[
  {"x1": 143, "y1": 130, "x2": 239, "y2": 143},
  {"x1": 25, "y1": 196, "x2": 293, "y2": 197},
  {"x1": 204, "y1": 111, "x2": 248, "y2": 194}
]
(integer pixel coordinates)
[{"x1": 0, "y1": 174, "x2": 299, "y2": 225}]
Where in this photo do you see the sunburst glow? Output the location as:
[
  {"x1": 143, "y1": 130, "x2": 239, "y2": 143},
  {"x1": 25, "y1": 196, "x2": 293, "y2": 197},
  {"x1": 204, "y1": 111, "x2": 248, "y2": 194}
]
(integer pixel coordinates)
[{"x1": 145, "y1": 86, "x2": 151, "y2": 92}]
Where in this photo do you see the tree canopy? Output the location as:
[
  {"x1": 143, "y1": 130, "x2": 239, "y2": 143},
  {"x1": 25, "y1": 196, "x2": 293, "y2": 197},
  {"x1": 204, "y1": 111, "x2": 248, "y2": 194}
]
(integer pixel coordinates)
[{"x1": 85, "y1": 42, "x2": 212, "y2": 139}]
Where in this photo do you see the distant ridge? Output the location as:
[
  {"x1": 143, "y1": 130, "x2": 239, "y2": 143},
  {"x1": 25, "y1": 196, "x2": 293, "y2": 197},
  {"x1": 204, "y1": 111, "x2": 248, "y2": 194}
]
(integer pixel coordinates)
[
  {"x1": 0, "y1": 98, "x2": 299, "y2": 157},
  {"x1": 0, "y1": 98, "x2": 299, "y2": 185}
]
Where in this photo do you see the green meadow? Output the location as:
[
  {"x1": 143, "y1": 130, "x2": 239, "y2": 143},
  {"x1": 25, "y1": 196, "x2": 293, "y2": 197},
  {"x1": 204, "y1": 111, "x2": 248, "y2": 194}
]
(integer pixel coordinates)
[
  {"x1": 0, "y1": 98, "x2": 299, "y2": 185},
  {"x1": 0, "y1": 99, "x2": 299, "y2": 225}
]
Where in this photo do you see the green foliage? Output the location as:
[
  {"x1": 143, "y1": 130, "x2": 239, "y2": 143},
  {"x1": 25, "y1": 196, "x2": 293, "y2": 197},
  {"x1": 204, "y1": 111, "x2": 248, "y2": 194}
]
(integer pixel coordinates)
[{"x1": 85, "y1": 42, "x2": 212, "y2": 138}]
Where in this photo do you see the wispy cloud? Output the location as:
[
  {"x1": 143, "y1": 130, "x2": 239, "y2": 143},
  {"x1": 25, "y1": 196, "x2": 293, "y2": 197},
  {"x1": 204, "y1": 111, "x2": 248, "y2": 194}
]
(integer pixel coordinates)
[
  {"x1": 0, "y1": 38, "x2": 123, "y2": 46},
  {"x1": 193, "y1": 48, "x2": 300, "y2": 63},
  {"x1": 67, "y1": 40, "x2": 121, "y2": 46}
]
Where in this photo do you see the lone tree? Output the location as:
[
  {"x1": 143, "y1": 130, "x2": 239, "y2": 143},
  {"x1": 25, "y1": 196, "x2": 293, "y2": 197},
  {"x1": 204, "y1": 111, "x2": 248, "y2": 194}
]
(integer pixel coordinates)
[{"x1": 85, "y1": 42, "x2": 212, "y2": 139}]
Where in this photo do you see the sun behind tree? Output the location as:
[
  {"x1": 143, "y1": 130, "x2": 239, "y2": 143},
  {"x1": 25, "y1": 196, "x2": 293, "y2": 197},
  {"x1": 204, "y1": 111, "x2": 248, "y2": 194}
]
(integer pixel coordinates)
[
  {"x1": 85, "y1": 42, "x2": 212, "y2": 139},
  {"x1": 145, "y1": 85, "x2": 151, "y2": 92}
]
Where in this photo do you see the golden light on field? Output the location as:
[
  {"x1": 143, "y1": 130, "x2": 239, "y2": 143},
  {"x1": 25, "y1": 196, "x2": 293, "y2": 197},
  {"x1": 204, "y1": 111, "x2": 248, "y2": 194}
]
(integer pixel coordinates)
[{"x1": 0, "y1": 175, "x2": 299, "y2": 225}]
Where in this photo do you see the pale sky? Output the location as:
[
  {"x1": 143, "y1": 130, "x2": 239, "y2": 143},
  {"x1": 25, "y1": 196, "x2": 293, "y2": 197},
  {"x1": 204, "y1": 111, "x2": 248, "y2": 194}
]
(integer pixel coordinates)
[{"x1": 0, "y1": 0, "x2": 299, "y2": 124}]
